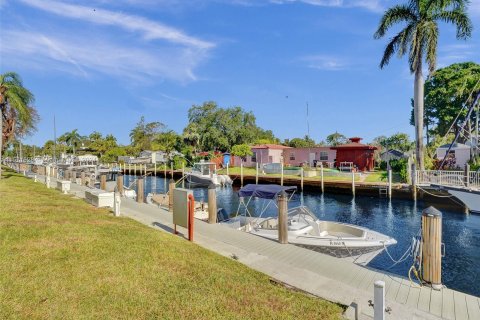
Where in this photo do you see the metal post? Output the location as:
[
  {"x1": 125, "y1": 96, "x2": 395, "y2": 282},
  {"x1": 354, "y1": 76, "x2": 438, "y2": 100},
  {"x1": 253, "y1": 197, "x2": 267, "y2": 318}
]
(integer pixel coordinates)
[
  {"x1": 300, "y1": 167, "x2": 304, "y2": 191},
  {"x1": 226, "y1": 163, "x2": 229, "y2": 175},
  {"x1": 154, "y1": 162, "x2": 157, "y2": 176},
  {"x1": 374, "y1": 280, "x2": 385, "y2": 320},
  {"x1": 168, "y1": 179, "x2": 175, "y2": 211},
  {"x1": 388, "y1": 169, "x2": 392, "y2": 199},
  {"x1": 240, "y1": 162, "x2": 244, "y2": 187},
  {"x1": 278, "y1": 191, "x2": 288, "y2": 244},
  {"x1": 422, "y1": 206, "x2": 443, "y2": 290},
  {"x1": 137, "y1": 177, "x2": 144, "y2": 203},
  {"x1": 208, "y1": 184, "x2": 217, "y2": 224},
  {"x1": 117, "y1": 174, "x2": 124, "y2": 196},
  {"x1": 352, "y1": 171, "x2": 355, "y2": 196},
  {"x1": 320, "y1": 162, "x2": 324, "y2": 193},
  {"x1": 100, "y1": 174, "x2": 107, "y2": 191},
  {"x1": 255, "y1": 162, "x2": 259, "y2": 184}
]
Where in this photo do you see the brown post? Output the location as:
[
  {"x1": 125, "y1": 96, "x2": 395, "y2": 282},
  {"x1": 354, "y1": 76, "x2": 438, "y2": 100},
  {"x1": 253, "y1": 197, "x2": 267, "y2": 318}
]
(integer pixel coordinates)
[
  {"x1": 137, "y1": 177, "x2": 144, "y2": 203},
  {"x1": 81, "y1": 172, "x2": 86, "y2": 185},
  {"x1": 278, "y1": 191, "x2": 288, "y2": 244},
  {"x1": 464, "y1": 164, "x2": 470, "y2": 188},
  {"x1": 422, "y1": 206, "x2": 443, "y2": 290},
  {"x1": 208, "y1": 184, "x2": 217, "y2": 224},
  {"x1": 100, "y1": 174, "x2": 107, "y2": 190},
  {"x1": 117, "y1": 174, "x2": 124, "y2": 196},
  {"x1": 168, "y1": 179, "x2": 175, "y2": 211}
]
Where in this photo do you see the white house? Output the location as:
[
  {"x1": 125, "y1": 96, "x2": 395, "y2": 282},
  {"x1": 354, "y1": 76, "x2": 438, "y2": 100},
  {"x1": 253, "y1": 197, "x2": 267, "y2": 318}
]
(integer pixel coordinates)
[{"x1": 436, "y1": 143, "x2": 471, "y2": 169}]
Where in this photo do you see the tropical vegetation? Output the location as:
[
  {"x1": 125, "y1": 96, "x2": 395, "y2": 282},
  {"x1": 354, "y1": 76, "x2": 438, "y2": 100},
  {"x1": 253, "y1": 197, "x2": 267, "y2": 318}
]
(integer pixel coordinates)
[
  {"x1": 374, "y1": 0, "x2": 473, "y2": 170},
  {"x1": 0, "y1": 72, "x2": 38, "y2": 178}
]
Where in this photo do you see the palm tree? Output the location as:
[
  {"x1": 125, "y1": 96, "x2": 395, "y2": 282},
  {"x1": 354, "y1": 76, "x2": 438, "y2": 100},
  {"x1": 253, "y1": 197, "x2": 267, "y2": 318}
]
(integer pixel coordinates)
[
  {"x1": 64, "y1": 129, "x2": 83, "y2": 155},
  {"x1": 0, "y1": 72, "x2": 35, "y2": 178},
  {"x1": 374, "y1": 0, "x2": 472, "y2": 170}
]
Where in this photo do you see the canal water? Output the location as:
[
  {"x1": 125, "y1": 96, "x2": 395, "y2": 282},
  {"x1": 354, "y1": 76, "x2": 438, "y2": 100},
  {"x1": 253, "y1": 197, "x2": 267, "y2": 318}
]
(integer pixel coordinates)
[{"x1": 125, "y1": 175, "x2": 480, "y2": 297}]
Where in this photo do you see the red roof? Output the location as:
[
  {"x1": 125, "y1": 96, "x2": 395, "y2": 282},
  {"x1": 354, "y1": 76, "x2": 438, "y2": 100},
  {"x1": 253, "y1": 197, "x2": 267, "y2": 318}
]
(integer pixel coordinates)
[
  {"x1": 251, "y1": 144, "x2": 292, "y2": 150},
  {"x1": 331, "y1": 137, "x2": 377, "y2": 150}
]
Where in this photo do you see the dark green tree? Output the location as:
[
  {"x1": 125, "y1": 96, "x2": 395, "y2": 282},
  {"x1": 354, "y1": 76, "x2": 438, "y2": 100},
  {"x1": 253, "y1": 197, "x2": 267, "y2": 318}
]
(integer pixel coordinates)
[{"x1": 326, "y1": 132, "x2": 347, "y2": 146}]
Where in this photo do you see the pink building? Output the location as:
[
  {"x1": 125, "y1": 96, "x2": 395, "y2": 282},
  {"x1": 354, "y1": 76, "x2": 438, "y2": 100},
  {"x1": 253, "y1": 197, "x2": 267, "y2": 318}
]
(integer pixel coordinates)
[
  {"x1": 284, "y1": 147, "x2": 336, "y2": 167},
  {"x1": 233, "y1": 144, "x2": 292, "y2": 167}
]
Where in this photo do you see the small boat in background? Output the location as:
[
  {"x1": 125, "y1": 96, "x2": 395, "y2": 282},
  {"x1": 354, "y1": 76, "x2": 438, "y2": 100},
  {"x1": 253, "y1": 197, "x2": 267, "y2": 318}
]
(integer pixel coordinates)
[{"x1": 185, "y1": 162, "x2": 232, "y2": 187}]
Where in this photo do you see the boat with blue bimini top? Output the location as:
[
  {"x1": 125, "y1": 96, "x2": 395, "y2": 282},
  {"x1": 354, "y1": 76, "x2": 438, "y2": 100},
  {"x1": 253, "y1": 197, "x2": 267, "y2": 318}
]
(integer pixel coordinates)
[{"x1": 219, "y1": 184, "x2": 397, "y2": 265}]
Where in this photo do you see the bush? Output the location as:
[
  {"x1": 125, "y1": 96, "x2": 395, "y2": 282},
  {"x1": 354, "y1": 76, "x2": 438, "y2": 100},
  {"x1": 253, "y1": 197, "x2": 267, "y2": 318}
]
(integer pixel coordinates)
[{"x1": 379, "y1": 159, "x2": 408, "y2": 182}]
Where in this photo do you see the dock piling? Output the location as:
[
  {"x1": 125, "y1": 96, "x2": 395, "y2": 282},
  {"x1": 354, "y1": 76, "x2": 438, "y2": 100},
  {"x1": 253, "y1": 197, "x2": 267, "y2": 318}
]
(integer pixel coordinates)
[
  {"x1": 464, "y1": 164, "x2": 470, "y2": 188},
  {"x1": 422, "y1": 206, "x2": 443, "y2": 290},
  {"x1": 171, "y1": 162, "x2": 174, "y2": 179},
  {"x1": 136, "y1": 177, "x2": 144, "y2": 203},
  {"x1": 168, "y1": 179, "x2": 175, "y2": 211},
  {"x1": 117, "y1": 174, "x2": 124, "y2": 196},
  {"x1": 352, "y1": 171, "x2": 355, "y2": 196},
  {"x1": 208, "y1": 184, "x2": 217, "y2": 224},
  {"x1": 278, "y1": 191, "x2": 288, "y2": 244},
  {"x1": 255, "y1": 162, "x2": 259, "y2": 184},
  {"x1": 388, "y1": 169, "x2": 392, "y2": 199},
  {"x1": 280, "y1": 162, "x2": 284, "y2": 186},
  {"x1": 81, "y1": 172, "x2": 85, "y2": 186},
  {"x1": 240, "y1": 162, "x2": 244, "y2": 187},
  {"x1": 100, "y1": 174, "x2": 107, "y2": 191},
  {"x1": 182, "y1": 162, "x2": 185, "y2": 188},
  {"x1": 320, "y1": 163, "x2": 324, "y2": 193},
  {"x1": 300, "y1": 167, "x2": 304, "y2": 191}
]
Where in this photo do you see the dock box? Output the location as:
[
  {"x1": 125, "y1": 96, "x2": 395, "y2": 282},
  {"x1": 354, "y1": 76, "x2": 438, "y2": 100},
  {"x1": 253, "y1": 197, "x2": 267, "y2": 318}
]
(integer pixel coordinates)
[
  {"x1": 85, "y1": 189, "x2": 114, "y2": 208},
  {"x1": 56, "y1": 180, "x2": 71, "y2": 194}
]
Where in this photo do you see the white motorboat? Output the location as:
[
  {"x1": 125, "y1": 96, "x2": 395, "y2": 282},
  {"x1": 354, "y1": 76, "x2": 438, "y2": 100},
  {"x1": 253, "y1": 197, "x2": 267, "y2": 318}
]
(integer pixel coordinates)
[
  {"x1": 185, "y1": 162, "x2": 232, "y2": 187},
  {"x1": 220, "y1": 184, "x2": 397, "y2": 265}
]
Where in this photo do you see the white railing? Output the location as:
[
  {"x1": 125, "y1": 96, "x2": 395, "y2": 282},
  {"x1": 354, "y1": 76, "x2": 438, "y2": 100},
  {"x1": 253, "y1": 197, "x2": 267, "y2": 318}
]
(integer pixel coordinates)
[{"x1": 417, "y1": 170, "x2": 480, "y2": 188}]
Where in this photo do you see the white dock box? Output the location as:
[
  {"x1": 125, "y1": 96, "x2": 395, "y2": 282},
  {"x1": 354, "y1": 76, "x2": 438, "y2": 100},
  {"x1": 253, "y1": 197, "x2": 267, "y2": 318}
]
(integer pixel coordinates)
[
  {"x1": 56, "y1": 180, "x2": 71, "y2": 193},
  {"x1": 85, "y1": 189, "x2": 114, "y2": 208}
]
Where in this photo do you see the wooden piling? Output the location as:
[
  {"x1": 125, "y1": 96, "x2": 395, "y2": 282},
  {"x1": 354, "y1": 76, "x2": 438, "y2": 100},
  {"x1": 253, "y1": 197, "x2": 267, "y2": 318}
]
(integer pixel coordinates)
[
  {"x1": 81, "y1": 172, "x2": 86, "y2": 186},
  {"x1": 388, "y1": 169, "x2": 392, "y2": 199},
  {"x1": 412, "y1": 163, "x2": 417, "y2": 201},
  {"x1": 208, "y1": 184, "x2": 217, "y2": 224},
  {"x1": 134, "y1": 164, "x2": 137, "y2": 175},
  {"x1": 117, "y1": 174, "x2": 124, "y2": 196},
  {"x1": 352, "y1": 171, "x2": 355, "y2": 196},
  {"x1": 280, "y1": 161, "x2": 284, "y2": 186},
  {"x1": 465, "y1": 164, "x2": 470, "y2": 188},
  {"x1": 240, "y1": 162, "x2": 244, "y2": 187},
  {"x1": 137, "y1": 177, "x2": 144, "y2": 203},
  {"x1": 422, "y1": 206, "x2": 443, "y2": 290},
  {"x1": 100, "y1": 174, "x2": 107, "y2": 190},
  {"x1": 168, "y1": 179, "x2": 175, "y2": 211},
  {"x1": 278, "y1": 191, "x2": 288, "y2": 244},
  {"x1": 320, "y1": 163, "x2": 324, "y2": 193},
  {"x1": 300, "y1": 167, "x2": 304, "y2": 191}
]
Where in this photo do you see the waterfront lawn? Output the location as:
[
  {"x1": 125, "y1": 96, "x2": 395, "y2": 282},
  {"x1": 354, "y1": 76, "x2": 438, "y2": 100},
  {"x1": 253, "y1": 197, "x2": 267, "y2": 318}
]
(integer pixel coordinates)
[{"x1": 0, "y1": 169, "x2": 343, "y2": 319}]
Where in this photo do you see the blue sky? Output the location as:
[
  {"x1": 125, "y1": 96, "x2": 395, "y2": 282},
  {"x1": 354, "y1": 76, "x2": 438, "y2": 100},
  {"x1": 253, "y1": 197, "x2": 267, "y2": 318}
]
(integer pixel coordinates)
[{"x1": 1, "y1": 0, "x2": 479, "y2": 147}]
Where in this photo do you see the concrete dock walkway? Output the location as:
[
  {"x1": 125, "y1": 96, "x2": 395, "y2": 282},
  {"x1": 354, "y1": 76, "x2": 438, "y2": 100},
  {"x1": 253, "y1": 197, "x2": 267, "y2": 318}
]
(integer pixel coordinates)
[{"x1": 37, "y1": 175, "x2": 480, "y2": 319}]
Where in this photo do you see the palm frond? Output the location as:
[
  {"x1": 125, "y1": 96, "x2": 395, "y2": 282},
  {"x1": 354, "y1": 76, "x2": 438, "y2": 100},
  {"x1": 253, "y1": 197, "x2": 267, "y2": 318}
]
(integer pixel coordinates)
[
  {"x1": 380, "y1": 33, "x2": 402, "y2": 69},
  {"x1": 374, "y1": 4, "x2": 417, "y2": 39},
  {"x1": 424, "y1": 21, "x2": 439, "y2": 73},
  {"x1": 433, "y1": 9, "x2": 473, "y2": 39}
]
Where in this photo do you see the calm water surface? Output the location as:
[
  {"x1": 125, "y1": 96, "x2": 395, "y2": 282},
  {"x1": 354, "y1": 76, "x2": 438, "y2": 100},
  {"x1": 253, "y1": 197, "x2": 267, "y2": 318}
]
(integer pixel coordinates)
[{"x1": 125, "y1": 175, "x2": 480, "y2": 297}]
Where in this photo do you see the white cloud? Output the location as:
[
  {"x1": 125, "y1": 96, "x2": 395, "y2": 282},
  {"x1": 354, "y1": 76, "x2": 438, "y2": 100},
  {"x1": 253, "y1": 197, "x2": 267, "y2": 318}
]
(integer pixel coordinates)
[
  {"x1": 19, "y1": 0, "x2": 214, "y2": 50},
  {"x1": 302, "y1": 55, "x2": 347, "y2": 71},
  {"x1": 269, "y1": 0, "x2": 384, "y2": 12},
  {"x1": 1, "y1": 30, "x2": 205, "y2": 82}
]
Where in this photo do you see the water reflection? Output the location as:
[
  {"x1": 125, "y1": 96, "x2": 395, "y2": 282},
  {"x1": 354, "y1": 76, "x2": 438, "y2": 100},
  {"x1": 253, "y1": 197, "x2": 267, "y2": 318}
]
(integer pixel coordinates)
[{"x1": 124, "y1": 175, "x2": 480, "y2": 296}]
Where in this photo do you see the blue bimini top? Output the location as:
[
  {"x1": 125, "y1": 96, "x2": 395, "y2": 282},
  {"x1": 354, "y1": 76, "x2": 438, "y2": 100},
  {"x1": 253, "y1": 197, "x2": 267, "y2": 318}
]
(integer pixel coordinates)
[{"x1": 238, "y1": 184, "x2": 297, "y2": 199}]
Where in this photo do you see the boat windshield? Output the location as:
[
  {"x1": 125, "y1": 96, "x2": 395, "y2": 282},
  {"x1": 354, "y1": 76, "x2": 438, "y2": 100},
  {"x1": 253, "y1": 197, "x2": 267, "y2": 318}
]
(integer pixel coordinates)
[{"x1": 192, "y1": 163, "x2": 215, "y2": 175}]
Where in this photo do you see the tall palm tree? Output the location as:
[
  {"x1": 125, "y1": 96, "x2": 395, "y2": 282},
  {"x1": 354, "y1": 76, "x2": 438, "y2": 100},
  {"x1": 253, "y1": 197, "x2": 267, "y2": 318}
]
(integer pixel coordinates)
[
  {"x1": 0, "y1": 72, "x2": 35, "y2": 178},
  {"x1": 64, "y1": 129, "x2": 82, "y2": 155},
  {"x1": 374, "y1": 0, "x2": 472, "y2": 170}
]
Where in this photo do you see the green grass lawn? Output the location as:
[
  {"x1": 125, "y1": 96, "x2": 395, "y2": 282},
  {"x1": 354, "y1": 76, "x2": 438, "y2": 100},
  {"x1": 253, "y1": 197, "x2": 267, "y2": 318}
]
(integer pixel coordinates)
[{"x1": 0, "y1": 168, "x2": 342, "y2": 319}]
